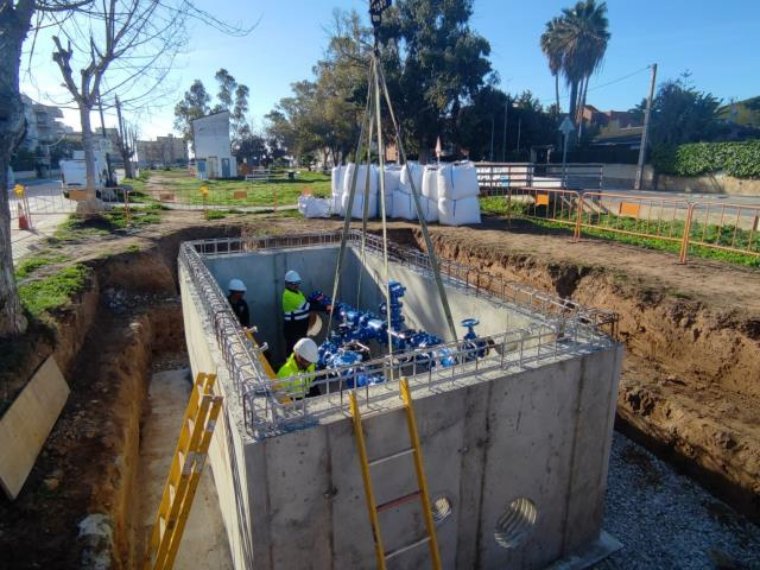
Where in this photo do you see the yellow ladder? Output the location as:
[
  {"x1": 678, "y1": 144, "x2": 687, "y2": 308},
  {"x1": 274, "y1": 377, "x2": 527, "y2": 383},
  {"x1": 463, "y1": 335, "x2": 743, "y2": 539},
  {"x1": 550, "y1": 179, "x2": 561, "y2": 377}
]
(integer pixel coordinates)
[
  {"x1": 349, "y1": 378, "x2": 442, "y2": 570},
  {"x1": 144, "y1": 372, "x2": 223, "y2": 570}
]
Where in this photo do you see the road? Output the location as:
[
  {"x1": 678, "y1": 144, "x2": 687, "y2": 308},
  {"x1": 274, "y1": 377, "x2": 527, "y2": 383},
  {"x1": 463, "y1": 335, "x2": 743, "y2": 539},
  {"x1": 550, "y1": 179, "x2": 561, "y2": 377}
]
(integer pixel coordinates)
[{"x1": 10, "y1": 179, "x2": 73, "y2": 262}]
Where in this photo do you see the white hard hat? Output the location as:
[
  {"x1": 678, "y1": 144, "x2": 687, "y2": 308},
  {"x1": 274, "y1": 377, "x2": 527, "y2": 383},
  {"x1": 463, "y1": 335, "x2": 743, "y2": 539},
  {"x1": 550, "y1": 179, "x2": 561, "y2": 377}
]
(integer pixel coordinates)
[
  {"x1": 294, "y1": 337, "x2": 319, "y2": 364},
  {"x1": 228, "y1": 278, "x2": 246, "y2": 292},
  {"x1": 285, "y1": 270, "x2": 302, "y2": 284}
]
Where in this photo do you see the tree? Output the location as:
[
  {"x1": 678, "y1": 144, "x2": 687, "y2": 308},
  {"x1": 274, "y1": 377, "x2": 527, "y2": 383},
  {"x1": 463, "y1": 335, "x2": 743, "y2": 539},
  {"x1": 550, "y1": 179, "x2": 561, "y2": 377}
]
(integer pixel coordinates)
[
  {"x1": 0, "y1": 0, "x2": 94, "y2": 338},
  {"x1": 540, "y1": 17, "x2": 564, "y2": 116},
  {"x1": 540, "y1": 0, "x2": 610, "y2": 135},
  {"x1": 649, "y1": 76, "x2": 721, "y2": 147},
  {"x1": 49, "y1": 1, "x2": 191, "y2": 209},
  {"x1": 215, "y1": 68, "x2": 236, "y2": 111},
  {"x1": 386, "y1": 0, "x2": 493, "y2": 159},
  {"x1": 174, "y1": 80, "x2": 211, "y2": 146}
]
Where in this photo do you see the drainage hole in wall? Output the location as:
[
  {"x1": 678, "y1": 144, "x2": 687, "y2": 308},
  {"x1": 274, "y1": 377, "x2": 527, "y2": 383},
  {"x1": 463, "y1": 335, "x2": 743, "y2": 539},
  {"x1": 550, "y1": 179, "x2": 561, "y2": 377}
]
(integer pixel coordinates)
[
  {"x1": 494, "y1": 497, "x2": 537, "y2": 549},
  {"x1": 431, "y1": 496, "x2": 452, "y2": 525}
]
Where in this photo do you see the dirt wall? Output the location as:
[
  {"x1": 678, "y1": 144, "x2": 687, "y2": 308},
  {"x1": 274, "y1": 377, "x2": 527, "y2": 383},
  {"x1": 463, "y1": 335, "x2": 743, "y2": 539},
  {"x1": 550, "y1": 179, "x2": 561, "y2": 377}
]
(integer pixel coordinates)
[{"x1": 401, "y1": 227, "x2": 760, "y2": 520}]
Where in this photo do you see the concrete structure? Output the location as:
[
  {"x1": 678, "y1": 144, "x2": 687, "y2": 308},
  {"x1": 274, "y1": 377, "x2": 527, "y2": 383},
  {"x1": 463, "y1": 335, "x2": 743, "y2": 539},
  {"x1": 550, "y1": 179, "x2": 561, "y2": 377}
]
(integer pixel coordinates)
[
  {"x1": 135, "y1": 134, "x2": 188, "y2": 169},
  {"x1": 179, "y1": 231, "x2": 622, "y2": 569},
  {"x1": 192, "y1": 111, "x2": 237, "y2": 179},
  {"x1": 20, "y1": 95, "x2": 68, "y2": 152}
]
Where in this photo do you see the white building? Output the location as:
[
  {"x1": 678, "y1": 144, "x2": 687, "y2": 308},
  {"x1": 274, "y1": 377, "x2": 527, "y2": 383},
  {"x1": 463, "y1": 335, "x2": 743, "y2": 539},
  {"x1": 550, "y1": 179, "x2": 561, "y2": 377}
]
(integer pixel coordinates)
[{"x1": 192, "y1": 111, "x2": 237, "y2": 179}]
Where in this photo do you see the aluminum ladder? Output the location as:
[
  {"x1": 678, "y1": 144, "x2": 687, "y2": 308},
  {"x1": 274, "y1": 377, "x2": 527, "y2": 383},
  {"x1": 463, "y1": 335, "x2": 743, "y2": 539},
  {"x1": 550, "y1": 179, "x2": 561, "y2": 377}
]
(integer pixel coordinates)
[
  {"x1": 349, "y1": 378, "x2": 442, "y2": 570},
  {"x1": 144, "y1": 372, "x2": 223, "y2": 570}
]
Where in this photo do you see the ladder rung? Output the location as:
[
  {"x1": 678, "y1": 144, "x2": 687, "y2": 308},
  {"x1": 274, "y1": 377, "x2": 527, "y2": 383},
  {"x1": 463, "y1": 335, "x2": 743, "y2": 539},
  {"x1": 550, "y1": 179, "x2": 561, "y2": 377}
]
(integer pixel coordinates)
[
  {"x1": 376, "y1": 490, "x2": 421, "y2": 513},
  {"x1": 369, "y1": 447, "x2": 414, "y2": 467},
  {"x1": 158, "y1": 515, "x2": 167, "y2": 541},
  {"x1": 168, "y1": 482, "x2": 176, "y2": 504},
  {"x1": 385, "y1": 535, "x2": 431, "y2": 561}
]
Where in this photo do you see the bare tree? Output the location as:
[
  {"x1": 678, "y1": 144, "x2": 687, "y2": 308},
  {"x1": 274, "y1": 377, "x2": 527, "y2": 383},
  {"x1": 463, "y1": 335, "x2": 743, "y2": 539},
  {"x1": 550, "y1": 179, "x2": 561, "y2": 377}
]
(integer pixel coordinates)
[{"x1": 0, "y1": 0, "x2": 92, "y2": 338}]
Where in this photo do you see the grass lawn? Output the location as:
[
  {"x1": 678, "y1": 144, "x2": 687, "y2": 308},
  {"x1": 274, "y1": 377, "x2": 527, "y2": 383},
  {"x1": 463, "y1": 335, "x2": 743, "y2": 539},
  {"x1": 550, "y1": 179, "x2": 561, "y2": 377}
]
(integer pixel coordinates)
[{"x1": 139, "y1": 168, "x2": 331, "y2": 207}]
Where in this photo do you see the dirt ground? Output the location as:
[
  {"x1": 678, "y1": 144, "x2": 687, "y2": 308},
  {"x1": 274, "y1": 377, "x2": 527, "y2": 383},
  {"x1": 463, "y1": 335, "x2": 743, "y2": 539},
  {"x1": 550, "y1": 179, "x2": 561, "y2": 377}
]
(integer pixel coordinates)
[{"x1": 1, "y1": 209, "x2": 758, "y2": 567}]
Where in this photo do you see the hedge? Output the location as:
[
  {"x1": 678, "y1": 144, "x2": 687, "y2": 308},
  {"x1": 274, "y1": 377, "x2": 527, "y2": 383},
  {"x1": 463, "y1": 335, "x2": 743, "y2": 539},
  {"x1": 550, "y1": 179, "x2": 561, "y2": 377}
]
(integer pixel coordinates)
[{"x1": 652, "y1": 140, "x2": 760, "y2": 179}]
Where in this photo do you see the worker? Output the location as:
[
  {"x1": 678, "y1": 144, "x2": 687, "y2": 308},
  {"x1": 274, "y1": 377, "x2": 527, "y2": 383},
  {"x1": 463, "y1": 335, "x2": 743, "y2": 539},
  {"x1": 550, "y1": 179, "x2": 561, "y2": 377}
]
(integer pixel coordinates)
[
  {"x1": 276, "y1": 337, "x2": 319, "y2": 398},
  {"x1": 227, "y1": 278, "x2": 250, "y2": 328},
  {"x1": 282, "y1": 270, "x2": 311, "y2": 354}
]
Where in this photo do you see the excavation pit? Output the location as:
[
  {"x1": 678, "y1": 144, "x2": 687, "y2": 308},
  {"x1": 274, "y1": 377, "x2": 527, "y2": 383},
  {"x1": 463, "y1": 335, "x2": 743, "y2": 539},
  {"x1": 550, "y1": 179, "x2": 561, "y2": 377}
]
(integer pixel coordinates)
[{"x1": 179, "y1": 230, "x2": 623, "y2": 569}]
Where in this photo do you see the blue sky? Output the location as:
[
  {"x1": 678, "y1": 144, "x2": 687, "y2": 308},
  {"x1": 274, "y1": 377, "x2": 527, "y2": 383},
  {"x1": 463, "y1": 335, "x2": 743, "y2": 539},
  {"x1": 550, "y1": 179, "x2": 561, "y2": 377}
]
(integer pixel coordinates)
[{"x1": 22, "y1": 0, "x2": 760, "y2": 139}]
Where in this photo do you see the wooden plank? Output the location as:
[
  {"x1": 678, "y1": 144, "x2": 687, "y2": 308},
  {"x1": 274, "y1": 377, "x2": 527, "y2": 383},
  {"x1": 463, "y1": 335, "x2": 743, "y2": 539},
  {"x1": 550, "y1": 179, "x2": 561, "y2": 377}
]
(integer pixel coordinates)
[
  {"x1": 0, "y1": 357, "x2": 70, "y2": 500},
  {"x1": 68, "y1": 189, "x2": 89, "y2": 201},
  {"x1": 619, "y1": 202, "x2": 641, "y2": 218}
]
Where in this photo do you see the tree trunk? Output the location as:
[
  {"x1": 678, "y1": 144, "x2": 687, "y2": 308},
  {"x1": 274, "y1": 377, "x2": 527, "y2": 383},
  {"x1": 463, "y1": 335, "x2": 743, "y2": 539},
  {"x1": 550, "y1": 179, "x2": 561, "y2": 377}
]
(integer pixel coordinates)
[
  {"x1": 0, "y1": 4, "x2": 32, "y2": 338},
  {"x1": 577, "y1": 76, "x2": 589, "y2": 142},
  {"x1": 554, "y1": 74, "x2": 560, "y2": 116},
  {"x1": 77, "y1": 103, "x2": 101, "y2": 213},
  {"x1": 568, "y1": 80, "x2": 579, "y2": 127}
]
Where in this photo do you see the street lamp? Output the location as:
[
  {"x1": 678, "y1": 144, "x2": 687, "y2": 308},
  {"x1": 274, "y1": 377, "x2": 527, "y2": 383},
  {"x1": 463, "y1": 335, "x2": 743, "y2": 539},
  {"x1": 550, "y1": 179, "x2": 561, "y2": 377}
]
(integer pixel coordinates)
[{"x1": 502, "y1": 100, "x2": 520, "y2": 162}]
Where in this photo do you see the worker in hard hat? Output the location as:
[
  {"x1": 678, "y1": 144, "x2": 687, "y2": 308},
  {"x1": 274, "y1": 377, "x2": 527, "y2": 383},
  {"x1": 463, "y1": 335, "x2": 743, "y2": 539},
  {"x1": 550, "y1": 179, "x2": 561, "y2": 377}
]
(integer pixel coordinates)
[
  {"x1": 282, "y1": 269, "x2": 312, "y2": 355},
  {"x1": 276, "y1": 337, "x2": 319, "y2": 398},
  {"x1": 227, "y1": 278, "x2": 250, "y2": 327}
]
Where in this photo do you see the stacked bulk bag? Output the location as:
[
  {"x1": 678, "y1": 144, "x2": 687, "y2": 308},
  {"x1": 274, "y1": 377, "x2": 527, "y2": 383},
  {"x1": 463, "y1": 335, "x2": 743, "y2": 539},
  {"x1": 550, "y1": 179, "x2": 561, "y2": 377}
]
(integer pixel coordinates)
[
  {"x1": 340, "y1": 163, "x2": 379, "y2": 219},
  {"x1": 381, "y1": 165, "x2": 402, "y2": 217},
  {"x1": 399, "y1": 162, "x2": 423, "y2": 195},
  {"x1": 437, "y1": 162, "x2": 481, "y2": 226},
  {"x1": 331, "y1": 165, "x2": 345, "y2": 215},
  {"x1": 391, "y1": 191, "x2": 417, "y2": 220}
]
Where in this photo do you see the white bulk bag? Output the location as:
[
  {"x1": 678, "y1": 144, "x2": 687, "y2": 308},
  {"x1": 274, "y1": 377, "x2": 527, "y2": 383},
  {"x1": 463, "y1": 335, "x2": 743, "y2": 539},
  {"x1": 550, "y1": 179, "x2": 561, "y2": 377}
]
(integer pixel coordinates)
[
  {"x1": 438, "y1": 196, "x2": 482, "y2": 226},
  {"x1": 331, "y1": 165, "x2": 344, "y2": 196},
  {"x1": 342, "y1": 163, "x2": 378, "y2": 198},
  {"x1": 298, "y1": 196, "x2": 331, "y2": 218},
  {"x1": 382, "y1": 188, "x2": 394, "y2": 218},
  {"x1": 421, "y1": 197, "x2": 438, "y2": 222},
  {"x1": 438, "y1": 162, "x2": 480, "y2": 200},
  {"x1": 331, "y1": 194, "x2": 343, "y2": 216},
  {"x1": 399, "y1": 162, "x2": 423, "y2": 195},
  {"x1": 421, "y1": 166, "x2": 439, "y2": 200},
  {"x1": 382, "y1": 166, "x2": 402, "y2": 194},
  {"x1": 391, "y1": 190, "x2": 417, "y2": 220},
  {"x1": 341, "y1": 191, "x2": 378, "y2": 220}
]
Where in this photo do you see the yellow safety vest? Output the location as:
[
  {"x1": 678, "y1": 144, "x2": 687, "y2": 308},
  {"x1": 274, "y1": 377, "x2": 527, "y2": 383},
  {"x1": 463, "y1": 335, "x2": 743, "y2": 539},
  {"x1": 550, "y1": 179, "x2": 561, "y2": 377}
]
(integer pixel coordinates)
[
  {"x1": 276, "y1": 353, "x2": 316, "y2": 397},
  {"x1": 283, "y1": 289, "x2": 310, "y2": 322}
]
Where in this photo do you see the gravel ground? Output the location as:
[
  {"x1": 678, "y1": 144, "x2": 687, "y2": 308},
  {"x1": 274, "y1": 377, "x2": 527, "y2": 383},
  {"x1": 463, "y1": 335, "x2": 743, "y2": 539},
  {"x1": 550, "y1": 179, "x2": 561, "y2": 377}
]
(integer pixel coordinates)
[{"x1": 598, "y1": 432, "x2": 760, "y2": 570}]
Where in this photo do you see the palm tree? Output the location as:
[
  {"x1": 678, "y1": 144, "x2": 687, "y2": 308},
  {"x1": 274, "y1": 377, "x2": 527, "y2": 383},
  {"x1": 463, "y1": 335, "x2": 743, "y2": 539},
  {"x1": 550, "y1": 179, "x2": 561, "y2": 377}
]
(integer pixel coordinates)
[
  {"x1": 541, "y1": 0, "x2": 610, "y2": 136},
  {"x1": 540, "y1": 17, "x2": 564, "y2": 116}
]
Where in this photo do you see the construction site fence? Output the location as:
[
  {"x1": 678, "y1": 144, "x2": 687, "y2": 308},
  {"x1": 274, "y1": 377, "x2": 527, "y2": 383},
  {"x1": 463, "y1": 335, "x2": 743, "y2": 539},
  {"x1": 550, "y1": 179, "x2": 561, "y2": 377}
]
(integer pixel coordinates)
[
  {"x1": 476, "y1": 162, "x2": 604, "y2": 193},
  {"x1": 179, "y1": 231, "x2": 618, "y2": 440},
  {"x1": 500, "y1": 187, "x2": 760, "y2": 264}
]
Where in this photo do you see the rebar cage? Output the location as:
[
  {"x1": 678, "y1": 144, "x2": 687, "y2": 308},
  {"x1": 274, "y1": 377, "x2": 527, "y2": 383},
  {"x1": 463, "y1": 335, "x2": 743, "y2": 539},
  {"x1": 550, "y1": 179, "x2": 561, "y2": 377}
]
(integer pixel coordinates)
[{"x1": 178, "y1": 230, "x2": 618, "y2": 439}]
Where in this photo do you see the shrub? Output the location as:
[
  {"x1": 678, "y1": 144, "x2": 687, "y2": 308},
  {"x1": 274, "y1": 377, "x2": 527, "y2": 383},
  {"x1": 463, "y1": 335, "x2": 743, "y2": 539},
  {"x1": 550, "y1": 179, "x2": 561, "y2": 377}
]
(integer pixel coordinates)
[{"x1": 652, "y1": 140, "x2": 760, "y2": 179}]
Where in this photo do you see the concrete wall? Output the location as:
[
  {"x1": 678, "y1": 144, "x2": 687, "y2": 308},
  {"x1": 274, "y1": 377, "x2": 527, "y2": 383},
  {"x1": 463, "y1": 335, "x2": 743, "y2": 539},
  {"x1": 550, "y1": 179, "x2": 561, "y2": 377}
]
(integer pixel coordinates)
[
  {"x1": 654, "y1": 173, "x2": 760, "y2": 196},
  {"x1": 239, "y1": 346, "x2": 622, "y2": 570},
  {"x1": 204, "y1": 245, "x2": 537, "y2": 362},
  {"x1": 186, "y1": 245, "x2": 623, "y2": 570},
  {"x1": 180, "y1": 264, "x2": 255, "y2": 568}
]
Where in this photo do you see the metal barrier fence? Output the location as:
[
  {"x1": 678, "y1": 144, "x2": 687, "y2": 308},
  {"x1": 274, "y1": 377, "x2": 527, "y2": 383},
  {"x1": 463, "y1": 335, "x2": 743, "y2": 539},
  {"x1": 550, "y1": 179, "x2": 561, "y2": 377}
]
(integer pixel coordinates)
[
  {"x1": 476, "y1": 162, "x2": 604, "y2": 194},
  {"x1": 179, "y1": 231, "x2": 617, "y2": 440},
  {"x1": 498, "y1": 188, "x2": 760, "y2": 264}
]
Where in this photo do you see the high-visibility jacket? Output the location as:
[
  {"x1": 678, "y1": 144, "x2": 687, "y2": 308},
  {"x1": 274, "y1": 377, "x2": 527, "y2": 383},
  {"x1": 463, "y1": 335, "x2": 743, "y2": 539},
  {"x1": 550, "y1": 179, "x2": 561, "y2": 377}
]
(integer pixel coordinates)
[
  {"x1": 276, "y1": 353, "x2": 316, "y2": 397},
  {"x1": 282, "y1": 289, "x2": 310, "y2": 322}
]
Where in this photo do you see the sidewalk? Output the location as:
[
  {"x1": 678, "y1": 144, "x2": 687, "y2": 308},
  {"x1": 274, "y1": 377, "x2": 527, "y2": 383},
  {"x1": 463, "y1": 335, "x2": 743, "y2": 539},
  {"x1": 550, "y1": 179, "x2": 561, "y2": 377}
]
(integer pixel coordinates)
[{"x1": 11, "y1": 212, "x2": 69, "y2": 262}]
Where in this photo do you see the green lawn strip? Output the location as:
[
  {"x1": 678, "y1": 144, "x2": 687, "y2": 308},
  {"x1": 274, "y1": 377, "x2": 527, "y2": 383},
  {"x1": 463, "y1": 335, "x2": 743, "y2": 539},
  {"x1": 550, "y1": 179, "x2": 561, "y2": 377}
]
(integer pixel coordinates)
[
  {"x1": 14, "y1": 253, "x2": 70, "y2": 279},
  {"x1": 18, "y1": 264, "x2": 91, "y2": 318},
  {"x1": 51, "y1": 208, "x2": 161, "y2": 243},
  {"x1": 519, "y1": 216, "x2": 759, "y2": 268},
  {"x1": 152, "y1": 171, "x2": 330, "y2": 207}
]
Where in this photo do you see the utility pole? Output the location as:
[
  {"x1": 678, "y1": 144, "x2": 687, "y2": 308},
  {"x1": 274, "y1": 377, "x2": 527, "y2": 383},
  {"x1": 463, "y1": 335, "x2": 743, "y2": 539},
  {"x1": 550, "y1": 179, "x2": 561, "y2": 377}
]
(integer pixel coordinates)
[
  {"x1": 635, "y1": 63, "x2": 657, "y2": 190},
  {"x1": 490, "y1": 115, "x2": 495, "y2": 162},
  {"x1": 502, "y1": 97, "x2": 508, "y2": 162},
  {"x1": 115, "y1": 96, "x2": 133, "y2": 179},
  {"x1": 97, "y1": 93, "x2": 113, "y2": 186}
]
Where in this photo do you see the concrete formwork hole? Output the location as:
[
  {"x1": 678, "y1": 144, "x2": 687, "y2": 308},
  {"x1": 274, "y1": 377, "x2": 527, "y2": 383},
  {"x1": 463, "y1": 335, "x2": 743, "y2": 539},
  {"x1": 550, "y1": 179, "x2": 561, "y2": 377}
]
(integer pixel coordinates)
[
  {"x1": 431, "y1": 496, "x2": 452, "y2": 525},
  {"x1": 494, "y1": 497, "x2": 538, "y2": 549}
]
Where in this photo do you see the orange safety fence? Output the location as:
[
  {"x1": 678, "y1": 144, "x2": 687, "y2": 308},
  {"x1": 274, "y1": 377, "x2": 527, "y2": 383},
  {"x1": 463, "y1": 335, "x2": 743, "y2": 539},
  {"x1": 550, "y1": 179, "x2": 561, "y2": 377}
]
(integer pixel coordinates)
[
  {"x1": 685, "y1": 201, "x2": 760, "y2": 262},
  {"x1": 503, "y1": 187, "x2": 582, "y2": 232},
  {"x1": 499, "y1": 187, "x2": 760, "y2": 265}
]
